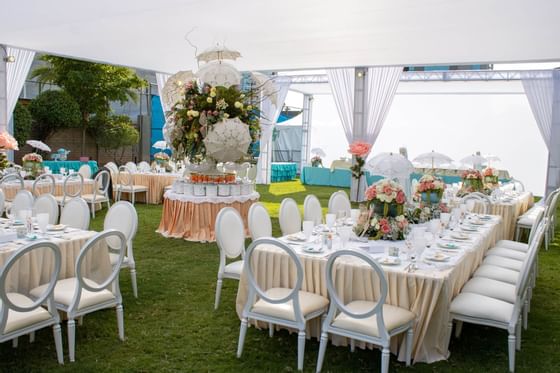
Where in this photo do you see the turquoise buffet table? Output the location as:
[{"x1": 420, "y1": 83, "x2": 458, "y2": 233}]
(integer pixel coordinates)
[
  {"x1": 42, "y1": 160, "x2": 99, "y2": 175},
  {"x1": 271, "y1": 162, "x2": 298, "y2": 182}
]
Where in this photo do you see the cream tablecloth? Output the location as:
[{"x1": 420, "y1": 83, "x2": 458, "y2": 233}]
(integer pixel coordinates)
[
  {"x1": 157, "y1": 191, "x2": 260, "y2": 242},
  {"x1": 1, "y1": 179, "x2": 95, "y2": 200},
  {"x1": 236, "y1": 216, "x2": 504, "y2": 364},
  {"x1": 116, "y1": 173, "x2": 179, "y2": 204}
]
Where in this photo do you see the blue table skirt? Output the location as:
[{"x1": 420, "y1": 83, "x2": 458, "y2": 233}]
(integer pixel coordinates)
[
  {"x1": 271, "y1": 162, "x2": 298, "y2": 182},
  {"x1": 42, "y1": 160, "x2": 99, "y2": 175},
  {"x1": 301, "y1": 167, "x2": 510, "y2": 187}
]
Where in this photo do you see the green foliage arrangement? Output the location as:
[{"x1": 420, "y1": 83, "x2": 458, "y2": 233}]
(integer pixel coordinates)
[
  {"x1": 13, "y1": 102, "x2": 32, "y2": 147},
  {"x1": 28, "y1": 90, "x2": 81, "y2": 140}
]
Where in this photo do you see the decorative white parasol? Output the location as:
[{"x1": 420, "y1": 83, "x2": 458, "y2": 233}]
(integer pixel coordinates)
[
  {"x1": 203, "y1": 118, "x2": 252, "y2": 162},
  {"x1": 483, "y1": 154, "x2": 501, "y2": 166},
  {"x1": 365, "y1": 152, "x2": 414, "y2": 178},
  {"x1": 460, "y1": 154, "x2": 487, "y2": 168},
  {"x1": 413, "y1": 151, "x2": 453, "y2": 169},
  {"x1": 161, "y1": 70, "x2": 195, "y2": 110},
  {"x1": 251, "y1": 72, "x2": 278, "y2": 107},
  {"x1": 196, "y1": 46, "x2": 242, "y2": 63},
  {"x1": 152, "y1": 140, "x2": 169, "y2": 150},
  {"x1": 26, "y1": 140, "x2": 51, "y2": 152},
  {"x1": 196, "y1": 61, "x2": 241, "y2": 88},
  {"x1": 311, "y1": 147, "x2": 326, "y2": 158}
]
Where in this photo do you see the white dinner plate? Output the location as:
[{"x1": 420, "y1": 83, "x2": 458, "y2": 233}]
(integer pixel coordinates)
[
  {"x1": 438, "y1": 242, "x2": 460, "y2": 250},
  {"x1": 378, "y1": 257, "x2": 401, "y2": 266},
  {"x1": 302, "y1": 246, "x2": 323, "y2": 254},
  {"x1": 451, "y1": 233, "x2": 470, "y2": 240},
  {"x1": 426, "y1": 254, "x2": 450, "y2": 262},
  {"x1": 47, "y1": 224, "x2": 66, "y2": 232}
]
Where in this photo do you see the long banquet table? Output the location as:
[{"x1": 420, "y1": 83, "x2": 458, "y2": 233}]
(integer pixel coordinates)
[
  {"x1": 157, "y1": 190, "x2": 259, "y2": 242},
  {"x1": 236, "y1": 214, "x2": 504, "y2": 364}
]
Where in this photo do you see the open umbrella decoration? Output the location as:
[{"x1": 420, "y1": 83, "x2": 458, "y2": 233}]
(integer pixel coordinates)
[
  {"x1": 413, "y1": 151, "x2": 453, "y2": 169},
  {"x1": 482, "y1": 154, "x2": 501, "y2": 167},
  {"x1": 196, "y1": 45, "x2": 242, "y2": 63},
  {"x1": 26, "y1": 140, "x2": 51, "y2": 152},
  {"x1": 311, "y1": 147, "x2": 326, "y2": 158},
  {"x1": 196, "y1": 61, "x2": 241, "y2": 88},
  {"x1": 365, "y1": 152, "x2": 414, "y2": 179},
  {"x1": 203, "y1": 118, "x2": 252, "y2": 163},
  {"x1": 152, "y1": 140, "x2": 169, "y2": 150},
  {"x1": 161, "y1": 70, "x2": 196, "y2": 110},
  {"x1": 460, "y1": 154, "x2": 487, "y2": 168}
]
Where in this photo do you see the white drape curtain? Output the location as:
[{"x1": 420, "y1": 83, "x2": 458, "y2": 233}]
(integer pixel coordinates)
[
  {"x1": 256, "y1": 81, "x2": 290, "y2": 184},
  {"x1": 521, "y1": 71, "x2": 553, "y2": 149},
  {"x1": 326, "y1": 68, "x2": 354, "y2": 143},
  {"x1": 6, "y1": 47, "x2": 35, "y2": 124},
  {"x1": 155, "y1": 72, "x2": 171, "y2": 143}
]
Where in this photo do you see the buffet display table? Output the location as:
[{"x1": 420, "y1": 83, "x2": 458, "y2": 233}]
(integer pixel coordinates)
[
  {"x1": 1, "y1": 178, "x2": 95, "y2": 200},
  {"x1": 157, "y1": 190, "x2": 259, "y2": 242},
  {"x1": 42, "y1": 160, "x2": 98, "y2": 175},
  {"x1": 236, "y1": 215, "x2": 504, "y2": 364},
  {"x1": 271, "y1": 162, "x2": 297, "y2": 182}
]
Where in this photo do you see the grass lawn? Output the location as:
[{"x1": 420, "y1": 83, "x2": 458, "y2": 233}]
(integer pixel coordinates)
[{"x1": 1, "y1": 180, "x2": 559, "y2": 372}]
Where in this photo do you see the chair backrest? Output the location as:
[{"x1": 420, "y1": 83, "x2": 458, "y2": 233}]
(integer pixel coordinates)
[
  {"x1": 137, "y1": 161, "x2": 151, "y2": 173},
  {"x1": 328, "y1": 190, "x2": 351, "y2": 216},
  {"x1": 60, "y1": 197, "x2": 90, "y2": 230},
  {"x1": 215, "y1": 207, "x2": 245, "y2": 259},
  {"x1": 279, "y1": 198, "x2": 302, "y2": 236},
  {"x1": 70, "y1": 230, "x2": 126, "y2": 312},
  {"x1": 0, "y1": 189, "x2": 4, "y2": 216},
  {"x1": 103, "y1": 201, "x2": 138, "y2": 256},
  {"x1": 0, "y1": 241, "x2": 61, "y2": 335},
  {"x1": 515, "y1": 221, "x2": 546, "y2": 299},
  {"x1": 237, "y1": 162, "x2": 250, "y2": 180},
  {"x1": 93, "y1": 170, "x2": 111, "y2": 196},
  {"x1": 511, "y1": 178, "x2": 525, "y2": 192},
  {"x1": 248, "y1": 202, "x2": 272, "y2": 240},
  {"x1": 460, "y1": 192, "x2": 489, "y2": 214},
  {"x1": 1, "y1": 174, "x2": 24, "y2": 200},
  {"x1": 526, "y1": 210, "x2": 545, "y2": 245},
  {"x1": 62, "y1": 173, "x2": 84, "y2": 203},
  {"x1": 118, "y1": 166, "x2": 133, "y2": 187},
  {"x1": 544, "y1": 190, "x2": 560, "y2": 223},
  {"x1": 125, "y1": 162, "x2": 137, "y2": 173},
  {"x1": 33, "y1": 194, "x2": 59, "y2": 224},
  {"x1": 303, "y1": 194, "x2": 323, "y2": 225},
  {"x1": 11, "y1": 190, "x2": 34, "y2": 217},
  {"x1": 246, "y1": 165, "x2": 257, "y2": 183},
  {"x1": 78, "y1": 164, "x2": 92, "y2": 180},
  {"x1": 104, "y1": 162, "x2": 119, "y2": 177},
  {"x1": 32, "y1": 174, "x2": 56, "y2": 196},
  {"x1": 243, "y1": 238, "x2": 305, "y2": 324},
  {"x1": 325, "y1": 249, "x2": 390, "y2": 340}
]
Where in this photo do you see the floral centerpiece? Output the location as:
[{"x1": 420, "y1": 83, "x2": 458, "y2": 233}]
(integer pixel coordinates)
[
  {"x1": 348, "y1": 141, "x2": 372, "y2": 179},
  {"x1": 354, "y1": 179, "x2": 410, "y2": 240},
  {"x1": 0, "y1": 132, "x2": 18, "y2": 171},
  {"x1": 154, "y1": 152, "x2": 170, "y2": 165},
  {"x1": 167, "y1": 80, "x2": 260, "y2": 163},
  {"x1": 482, "y1": 167, "x2": 499, "y2": 189},
  {"x1": 22, "y1": 152, "x2": 43, "y2": 178},
  {"x1": 415, "y1": 174, "x2": 445, "y2": 204},
  {"x1": 311, "y1": 155, "x2": 323, "y2": 167},
  {"x1": 458, "y1": 169, "x2": 483, "y2": 196}
]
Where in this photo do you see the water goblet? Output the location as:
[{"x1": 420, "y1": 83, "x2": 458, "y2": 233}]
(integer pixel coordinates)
[
  {"x1": 325, "y1": 213, "x2": 336, "y2": 231},
  {"x1": 302, "y1": 221, "x2": 314, "y2": 241},
  {"x1": 37, "y1": 213, "x2": 49, "y2": 238},
  {"x1": 338, "y1": 226, "x2": 351, "y2": 249}
]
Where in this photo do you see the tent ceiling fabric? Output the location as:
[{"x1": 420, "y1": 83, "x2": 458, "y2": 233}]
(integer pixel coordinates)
[{"x1": 2, "y1": 0, "x2": 560, "y2": 73}]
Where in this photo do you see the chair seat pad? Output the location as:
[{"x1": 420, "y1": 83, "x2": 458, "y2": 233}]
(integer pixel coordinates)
[
  {"x1": 495, "y1": 240, "x2": 529, "y2": 252},
  {"x1": 118, "y1": 185, "x2": 148, "y2": 192},
  {"x1": 224, "y1": 260, "x2": 243, "y2": 276},
  {"x1": 517, "y1": 216, "x2": 535, "y2": 227},
  {"x1": 109, "y1": 253, "x2": 130, "y2": 267},
  {"x1": 450, "y1": 292, "x2": 514, "y2": 324},
  {"x1": 460, "y1": 277, "x2": 516, "y2": 304},
  {"x1": 2, "y1": 293, "x2": 52, "y2": 333},
  {"x1": 331, "y1": 301, "x2": 415, "y2": 338},
  {"x1": 486, "y1": 247, "x2": 527, "y2": 261},
  {"x1": 483, "y1": 255, "x2": 523, "y2": 271},
  {"x1": 251, "y1": 288, "x2": 328, "y2": 321},
  {"x1": 473, "y1": 264, "x2": 520, "y2": 285},
  {"x1": 31, "y1": 277, "x2": 115, "y2": 311},
  {"x1": 82, "y1": 194, "x2": 109, "y2": 203}
]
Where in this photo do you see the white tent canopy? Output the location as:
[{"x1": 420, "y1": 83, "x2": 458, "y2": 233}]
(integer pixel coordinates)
[{"x1": 1, "y1": 0, "x2": 560, "y2": 73}]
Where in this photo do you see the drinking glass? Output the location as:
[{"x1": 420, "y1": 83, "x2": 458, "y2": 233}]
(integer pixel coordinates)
[
  {"x1": 336, "y1": 210, "x2": 347, "y2": 226},
  {"x1": 338, "y1": 226, "x2": 351, "y2": 249},
  {"x1": 325, "y1": 214, "x2": 336, "y2": 230},
  {"x1": 440, "y1": 212, "x2": 451, "y2": 227},
  {"x1": 6, "y1": 206, "x2": 14, "y2": 223},
  {"x1": 350, "y1": 209, "x2": 360, "y2": 223},
  {"x1": 425, "y1": 232, "x2": 435, "y2": 249},
  {"x1": 302, "y1": 221, "x2": 314, "y2": 241},
  {"x1": 37, "y1": 213, "x2": 49, "y2": 237}
]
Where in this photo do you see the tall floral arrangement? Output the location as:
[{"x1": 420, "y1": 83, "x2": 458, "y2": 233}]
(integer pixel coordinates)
[
  {"x1": 0, "y1": 132, "x2": 19, "y2": 171},
  {"x1": 415, "y1": 174, "x2": 445, "y2": 204},
  {"x1": 167, "y1": 80, "x2": 260, "y2": 163},
  {"x1": 482, "y1": 167, "x2": 499, "y2": 191},
  {"x1": 458, "y1": 169, "x2": 483, "y2": 196}
]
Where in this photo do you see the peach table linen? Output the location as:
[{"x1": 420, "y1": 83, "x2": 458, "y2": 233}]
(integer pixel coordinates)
[
  {"x1": 1, "y1": 179, "x2": 94, "y2": 200},
  {"x1": 236, "y1": 216, "x2": 504, "y2": 364},
  {"x1": 117, "y1": 173, "x2": 179, "y2": 204},
  {"x1": 157, "y1": 191, "x2": 260, "y2": 242},
  {"x1": 0, "y1": 230, "x2": 112, "y2": 294}
]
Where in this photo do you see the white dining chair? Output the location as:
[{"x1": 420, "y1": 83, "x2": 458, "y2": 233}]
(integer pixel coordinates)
[
  {"x1": 279, "y1": 198, "x2": 302, "y2": 236},
  {"x1": 115, "y1": 166, "x2": 148, "y2": 205},
  {"x1": 246, "y1": 164, "x2": 257, "y2": 183},
  {"x1": 125, "y1": 162, "x2": 138, "y2": 173},
  {"x1": 104, "y1": 201, "x2": 139, "y2": 298},
  {"x1": 316, "y1": 249, "x2": 414, "y2": 373},
  {"x1": 1, "y1": 241, "x2": 63, "y2": 364},
  {"x1": 11, "y1": 190, "x2": 34, "y2": 218},
  {"x1": 447, "y1": 223, "x2": 544, "y2": 373},
  {"x1": 78, "y1": 164, "x2": 92, "y2": 180},
  {"x1": 1, "y1": 173, "x2": 24, "y2": 210},
  {"x1": 137, "y1": 161, "x2": 151, "y2": 173},
  {"x1": 515, "y1": 189, "x2": 559, "y2": 248},
  {"x1": 33, "y1": 193, "x2": 59, "y2": 224},
  {"x1": 214, "y1": 207, "x2": 246, "y2": 310},
  {"x1": 237, "y1": 238, "x2": 329, "y2": 371},
  {"x1": 30, "y1": 230, "x2": 127, "y2": 362},
  {"x1": 328, "y1": 190, "x2": 351, "y2": 217},
  {"x1": 247, "y1": 202, "x2": 272, "y2": 240},
  {"x1": 0, "y1": 189, "x2": 5, "y2": 217},
  {"x1": 460, "y1": 192, "x2": 491, "y2": 214},
  {"x1": 54, "y1": 173, "x2": 84, "y2": 207},
  {"x1": 60, "y1": 197, "x2": 90, "y2": 230},
  {"x1": 82, "y1": 170, "x2": 111, "y2": 218},
  {"x1": 303, "y1": 194, "x2": 323, "y2": 225},
  {"x1": 32, "y1": 174, "x2": 56, "y2": 197}
]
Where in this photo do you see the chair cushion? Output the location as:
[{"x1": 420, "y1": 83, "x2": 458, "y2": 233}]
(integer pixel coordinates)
[
  {"x1": 251, "y1": 288, "x2": 328, "y2": 321},
  {"x1": 483, "y1": 255, "x2": 523, "y2": 271},
  {"x1": 82, "y1": 194, "x2": 109, "y2": 203},
  {"x1": 119, "y1": 185, "x2": 148, "y2": 192},
  {"x1": 109, "y1": 253, "x2": 130, "y2": 267},
  {"x1": 486, "y1": 247, "x2": 527, "y2": 261},
  {"x1": 473, "y1": 264, "x2": 520, "y2": 285},
  {"x1": 30, "y1": 278, "x2": 115, "y2": 311},
  {"x1": 2, "y1": 293, "x2": 52, "y2": 333},
  {"x1": 460, "y1": 277, "x2": 516, "y2": 304},
  {"x1": 494, "y1": 240, "x2": 529, "y2": 252},
  {"x1": 331, "y1": 300, "x2": 415, "y2": 338},
  {"x1": 224, "y1": 260, "x2": 243, "y2": 276},
  {"x1": 517, "y1": 216, "x2": 535, "y2": 227},
  {"x1": 450, "y1": 292, "x2": 514, "y2": 324}
]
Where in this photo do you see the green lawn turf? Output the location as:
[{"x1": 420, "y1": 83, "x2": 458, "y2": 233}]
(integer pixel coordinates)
[{"x1": 1, "y1": 180, "x2": 559, "y2": 372}]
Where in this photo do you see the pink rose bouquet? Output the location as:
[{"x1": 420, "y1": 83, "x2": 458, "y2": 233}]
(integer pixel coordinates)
[
  {"x1": 22, "y1": 152, "x2": 43, "y2": 163},
  {"x1": 0, "y1": 132, "x2": 18, "y2": 151},
  {"x1": 348, "y1": 141, "x2": 372, "y2": 158}
]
